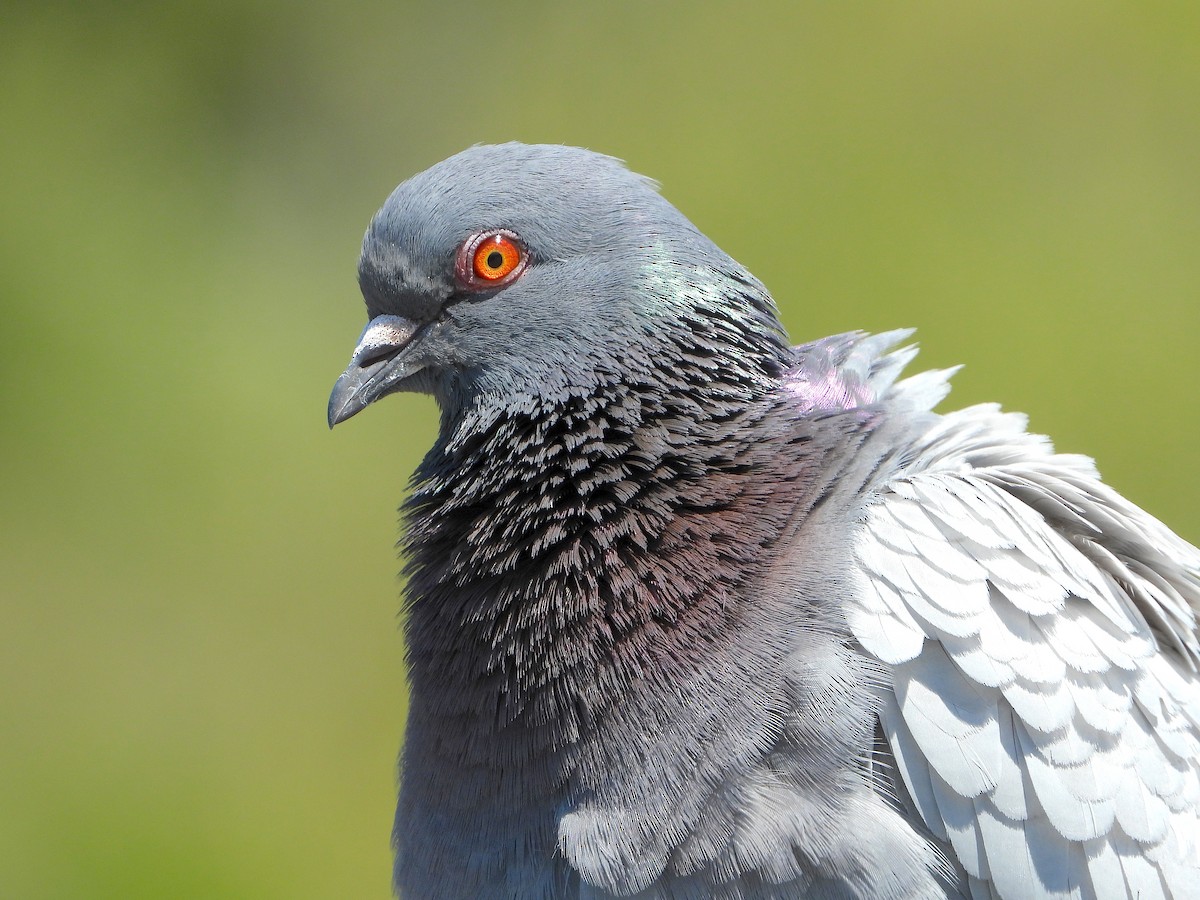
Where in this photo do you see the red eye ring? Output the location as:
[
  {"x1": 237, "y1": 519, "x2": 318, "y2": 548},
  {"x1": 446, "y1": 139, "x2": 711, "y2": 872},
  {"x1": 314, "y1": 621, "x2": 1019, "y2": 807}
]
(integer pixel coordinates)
[{"x1": 455, "y1": 230, "x2": 527, "y2": 290}]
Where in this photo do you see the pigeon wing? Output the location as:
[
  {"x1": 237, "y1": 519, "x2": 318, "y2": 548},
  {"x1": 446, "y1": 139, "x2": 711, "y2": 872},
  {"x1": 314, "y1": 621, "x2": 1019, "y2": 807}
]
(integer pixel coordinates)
[{"x1": 848, "y1": 397, "x2": 1200, "y2": 900}]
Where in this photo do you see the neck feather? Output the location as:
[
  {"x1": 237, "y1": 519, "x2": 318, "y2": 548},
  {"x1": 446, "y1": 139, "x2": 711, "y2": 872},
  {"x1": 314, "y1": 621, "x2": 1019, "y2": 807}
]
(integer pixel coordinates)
[{"x1": 401, "y1": 369, "x2": 873, "y2": 737}]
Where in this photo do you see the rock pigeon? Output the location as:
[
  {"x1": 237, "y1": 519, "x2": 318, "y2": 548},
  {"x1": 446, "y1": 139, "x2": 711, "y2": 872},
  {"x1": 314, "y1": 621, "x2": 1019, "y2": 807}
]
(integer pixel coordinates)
[{"x1": 328, "y1": 143, "x2": 1200, "y2": 899}]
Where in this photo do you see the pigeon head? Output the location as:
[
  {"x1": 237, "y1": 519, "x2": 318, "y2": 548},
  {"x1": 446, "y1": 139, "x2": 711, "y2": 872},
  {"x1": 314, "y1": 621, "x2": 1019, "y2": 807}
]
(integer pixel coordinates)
[{"x1": 328, "y1": 143, "x2": 791, "y2": 431}]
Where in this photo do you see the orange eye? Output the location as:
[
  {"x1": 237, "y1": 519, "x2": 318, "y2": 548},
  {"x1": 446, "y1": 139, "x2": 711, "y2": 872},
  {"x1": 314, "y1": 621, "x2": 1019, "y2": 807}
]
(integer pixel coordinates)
[
  {"x1": 472, "y1": 233, "x2": 521, "y2": 280},
  {"x1": 456, "y1": 230, "x2": 527, "y2": 290}
]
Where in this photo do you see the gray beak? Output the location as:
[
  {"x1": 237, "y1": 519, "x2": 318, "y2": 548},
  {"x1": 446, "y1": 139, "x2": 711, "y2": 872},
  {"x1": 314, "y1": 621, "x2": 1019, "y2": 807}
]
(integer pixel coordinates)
[{"x1": 328, "y1": 315, "x2": 422, "y2": 427}]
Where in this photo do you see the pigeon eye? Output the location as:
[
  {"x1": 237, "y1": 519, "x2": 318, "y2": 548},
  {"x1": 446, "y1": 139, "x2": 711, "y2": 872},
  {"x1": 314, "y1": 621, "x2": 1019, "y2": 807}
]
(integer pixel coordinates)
[{"x1": 456, "y1": 230, "x2": 527, "y2": 291}]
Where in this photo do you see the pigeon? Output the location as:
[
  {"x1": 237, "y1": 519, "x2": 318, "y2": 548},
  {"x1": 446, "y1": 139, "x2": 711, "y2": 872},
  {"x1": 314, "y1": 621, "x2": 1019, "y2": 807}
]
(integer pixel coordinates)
[{"x1": 328, "y1": 143, "x2": 1200, "y2": 899}]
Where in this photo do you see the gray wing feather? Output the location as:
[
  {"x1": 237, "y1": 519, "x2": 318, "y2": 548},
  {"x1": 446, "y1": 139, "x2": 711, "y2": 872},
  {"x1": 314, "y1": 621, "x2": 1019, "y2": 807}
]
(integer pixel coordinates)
[{"x1": 850, "y1": 382, "x2": 1200, "y2": 900}]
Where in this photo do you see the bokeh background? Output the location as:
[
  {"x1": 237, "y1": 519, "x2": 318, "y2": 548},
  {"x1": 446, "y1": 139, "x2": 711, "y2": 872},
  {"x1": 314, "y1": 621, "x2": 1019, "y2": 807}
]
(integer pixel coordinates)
[{"x1": 3, "y1": 2, "x2": 1198, "y2": 897}]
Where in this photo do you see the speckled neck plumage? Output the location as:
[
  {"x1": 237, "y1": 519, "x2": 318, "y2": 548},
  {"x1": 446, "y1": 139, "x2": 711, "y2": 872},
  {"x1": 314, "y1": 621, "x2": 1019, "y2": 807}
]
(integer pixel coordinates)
[
  {"x1": 390, "y1": 352, "x2": 898, "y2": 895},
  {"x1": 401, "y1": 363, "x2": 879, "y2": 734}
]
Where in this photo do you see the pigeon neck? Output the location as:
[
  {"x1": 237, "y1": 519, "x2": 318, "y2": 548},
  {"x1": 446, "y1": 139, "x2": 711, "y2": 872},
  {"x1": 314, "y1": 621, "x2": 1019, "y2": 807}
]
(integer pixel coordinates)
[{"x1": 399, "y1": 376, "x2": 869, "y2": 732}]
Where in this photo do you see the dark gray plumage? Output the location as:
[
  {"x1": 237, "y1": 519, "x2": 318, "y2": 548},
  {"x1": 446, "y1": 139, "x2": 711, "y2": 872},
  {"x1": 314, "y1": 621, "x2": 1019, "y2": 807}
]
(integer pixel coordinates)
[{"x1": 329, "y1": 144, "x2": 1200, "y2": 899}]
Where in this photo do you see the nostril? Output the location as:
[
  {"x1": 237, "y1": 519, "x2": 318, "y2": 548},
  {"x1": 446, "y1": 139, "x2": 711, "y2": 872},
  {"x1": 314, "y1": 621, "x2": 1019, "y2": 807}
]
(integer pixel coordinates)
[
  {"x1": 348, "y1": 315, "x2": 421, "y2": 368},
  {"x1": 355, "y1": 344, "x2": 398, "y2": 368}
]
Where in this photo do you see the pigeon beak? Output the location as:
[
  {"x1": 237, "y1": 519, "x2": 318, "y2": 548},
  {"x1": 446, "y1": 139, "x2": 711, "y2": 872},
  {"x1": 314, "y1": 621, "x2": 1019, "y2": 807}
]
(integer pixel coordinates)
[{"x1": 328, "y1": 315, "x2": 423, "y2": 428}]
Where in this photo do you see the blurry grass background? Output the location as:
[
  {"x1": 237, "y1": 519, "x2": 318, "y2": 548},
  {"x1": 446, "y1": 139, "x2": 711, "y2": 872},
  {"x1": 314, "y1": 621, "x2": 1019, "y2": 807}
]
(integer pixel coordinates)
[{"x1": 2, "y1": 2, "x2": 1198, "y2": 897}]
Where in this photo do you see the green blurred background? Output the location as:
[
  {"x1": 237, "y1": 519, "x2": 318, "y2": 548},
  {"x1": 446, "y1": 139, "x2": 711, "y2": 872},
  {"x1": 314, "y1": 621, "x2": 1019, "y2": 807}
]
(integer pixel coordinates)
[{"x1": 3, "y1": 2, "x2": 1197, "y2": 897}]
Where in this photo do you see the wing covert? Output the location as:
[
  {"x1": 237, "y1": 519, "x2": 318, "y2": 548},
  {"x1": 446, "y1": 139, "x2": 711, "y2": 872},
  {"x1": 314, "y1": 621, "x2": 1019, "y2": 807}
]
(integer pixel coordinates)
[{"x1": 849, "y1": 403, "x2": 1200, "y2": 900}]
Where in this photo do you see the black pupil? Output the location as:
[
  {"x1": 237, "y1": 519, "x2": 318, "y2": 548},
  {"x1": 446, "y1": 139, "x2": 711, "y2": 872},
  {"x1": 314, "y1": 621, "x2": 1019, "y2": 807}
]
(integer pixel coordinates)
[{"x1": 486, "y1": 250, "x2": 505, "y2": 270}]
